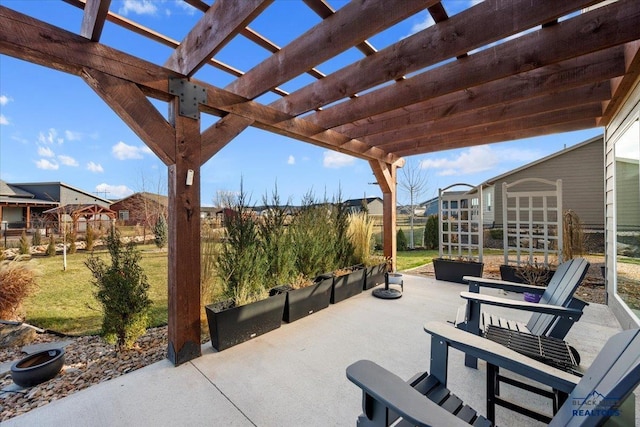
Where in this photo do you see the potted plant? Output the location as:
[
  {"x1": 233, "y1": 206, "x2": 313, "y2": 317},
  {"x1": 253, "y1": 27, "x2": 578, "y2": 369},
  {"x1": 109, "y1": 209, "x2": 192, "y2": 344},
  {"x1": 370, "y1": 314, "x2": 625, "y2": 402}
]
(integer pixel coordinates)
[
  {"x1": 331, "y1": 265, "x2": 365, "y2": 303},
  {"x1": 204, "y1": 184, "x2": 285, "y2": 351},
  {"x1": 346, "y1": 211, "x2": 386, "y2": 290},
  {"x1": 516, "y1": 259, "x2": 554, "y2": 303},
  {"x1": 272, "y1": 273, "x2": 334, "y2": 323}
]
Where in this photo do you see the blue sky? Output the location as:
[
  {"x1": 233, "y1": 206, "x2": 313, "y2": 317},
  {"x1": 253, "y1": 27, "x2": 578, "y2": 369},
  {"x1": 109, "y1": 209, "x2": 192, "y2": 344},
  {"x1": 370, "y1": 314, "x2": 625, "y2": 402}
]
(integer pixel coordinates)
[{"x1": 0, "y1": 0, "x2": 602, "y2": 206}]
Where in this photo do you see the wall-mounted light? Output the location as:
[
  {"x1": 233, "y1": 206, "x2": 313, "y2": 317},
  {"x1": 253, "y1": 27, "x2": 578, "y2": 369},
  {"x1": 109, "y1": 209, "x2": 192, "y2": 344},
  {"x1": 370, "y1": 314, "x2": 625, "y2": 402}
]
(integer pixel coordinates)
[{"x1": 186, "y1": 169, "x2": 194, "y2": 186}]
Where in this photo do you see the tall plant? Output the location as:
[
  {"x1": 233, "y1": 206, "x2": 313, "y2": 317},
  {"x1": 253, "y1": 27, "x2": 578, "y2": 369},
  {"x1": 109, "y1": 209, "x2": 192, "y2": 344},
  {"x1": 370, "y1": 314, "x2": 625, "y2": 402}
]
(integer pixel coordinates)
[
  {"x1": 215, "y1": 182, "x2": 267, "y2": 306},
  {"x1": 86, "y1": 228, "x2": 151, "y2": 349},
  {"x1": 331, "y1": 191, "x2": 355, "y2": 267},
  {"x1": 153, "y1": 215, "x2": 168, "y2": 249},
  {"x1": 563, "y1": 209, "x2": 584, "y2": 260},
  {"x1": 291, "y1": 192, "x2": 335, "y2": 278},
  {"x1": 348, "y1": 212, "x2": 374, "y2": 265},
  {"x1": 260, "y1": 184, "x2": 296, "y2": 287}
]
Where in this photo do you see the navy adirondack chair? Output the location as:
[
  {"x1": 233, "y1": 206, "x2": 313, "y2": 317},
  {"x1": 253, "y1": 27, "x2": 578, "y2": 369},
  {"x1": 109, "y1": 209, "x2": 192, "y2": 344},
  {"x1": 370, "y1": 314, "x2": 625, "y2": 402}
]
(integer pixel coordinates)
[
  {"x1": 457, "y1": 257, "x2": 590, "y2": 368},
  {"x1": 347, "y1": 322, "x2": 640, "y2": 426}
]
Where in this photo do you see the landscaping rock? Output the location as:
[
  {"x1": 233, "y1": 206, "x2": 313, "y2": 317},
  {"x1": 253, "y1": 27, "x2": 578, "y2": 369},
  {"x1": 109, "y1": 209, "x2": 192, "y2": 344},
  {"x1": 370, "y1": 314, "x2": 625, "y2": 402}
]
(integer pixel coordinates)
[{"x1": 0, "y1": 324, "x2": 37, "y2": 348}]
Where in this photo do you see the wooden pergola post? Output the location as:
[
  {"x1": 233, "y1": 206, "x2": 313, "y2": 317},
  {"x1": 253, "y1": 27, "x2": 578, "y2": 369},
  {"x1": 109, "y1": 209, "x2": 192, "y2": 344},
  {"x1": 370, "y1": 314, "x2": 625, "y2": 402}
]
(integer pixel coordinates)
[
  {"x1": 369, "y1": 160, "x2": 400, "y2": 271},
  {"x1": 166, "y1": 96, "x2": 203, "y2": 365}
]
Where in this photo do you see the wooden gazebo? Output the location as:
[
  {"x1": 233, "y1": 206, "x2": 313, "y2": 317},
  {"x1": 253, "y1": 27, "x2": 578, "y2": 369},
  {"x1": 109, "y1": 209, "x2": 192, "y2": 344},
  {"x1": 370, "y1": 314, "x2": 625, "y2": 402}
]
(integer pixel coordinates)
[
  {"x1": 43, "y1": 204, "x2": 117, "y2": 233},
  {"x1": 2, "y1": 0, "x2": 639, "y2": 365}
]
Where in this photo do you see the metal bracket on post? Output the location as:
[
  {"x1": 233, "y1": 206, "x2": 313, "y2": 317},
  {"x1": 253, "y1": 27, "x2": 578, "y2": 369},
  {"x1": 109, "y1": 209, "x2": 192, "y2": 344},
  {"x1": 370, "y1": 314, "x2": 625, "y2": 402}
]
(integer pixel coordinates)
[{"x1": 168, "y1": 77, "x2": 207, "y2": 119}]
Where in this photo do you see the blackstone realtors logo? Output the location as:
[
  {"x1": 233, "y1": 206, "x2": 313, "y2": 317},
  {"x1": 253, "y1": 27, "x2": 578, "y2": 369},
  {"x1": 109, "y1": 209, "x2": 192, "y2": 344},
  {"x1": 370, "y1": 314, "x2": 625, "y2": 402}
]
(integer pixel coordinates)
[{"x1": 572, "y1": 390, "x2": 621, "y2": 418}]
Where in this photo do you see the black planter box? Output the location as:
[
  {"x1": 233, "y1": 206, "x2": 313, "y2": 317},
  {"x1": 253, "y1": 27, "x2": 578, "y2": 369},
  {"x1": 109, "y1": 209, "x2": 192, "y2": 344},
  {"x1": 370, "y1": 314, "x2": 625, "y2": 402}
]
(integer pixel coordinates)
[
  {"x1": 205, "y1": 292, "x2": 286, "y2": 351},
  {"x1": 364, "y1": 263, "x2": 387, "y2": 290},
  {"x1": 282, "y1": 274, "x2": 333, "y2": 323},
  {"x1": 500, "y1": 264, "x2": 555, "y2": 285},
  {"x1": 331, "y1": 267, "x2": 365, "y2": 303},
  {"x1": 433, "y1": 258, "x2": 484, "y2": 284}
]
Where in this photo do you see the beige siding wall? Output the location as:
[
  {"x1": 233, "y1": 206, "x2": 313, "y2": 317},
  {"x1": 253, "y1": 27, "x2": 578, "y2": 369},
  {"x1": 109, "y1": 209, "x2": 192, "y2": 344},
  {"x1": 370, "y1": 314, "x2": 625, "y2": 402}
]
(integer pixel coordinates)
[{"x1": 493, "y1": 138, "x2": 604, "y2": 229}]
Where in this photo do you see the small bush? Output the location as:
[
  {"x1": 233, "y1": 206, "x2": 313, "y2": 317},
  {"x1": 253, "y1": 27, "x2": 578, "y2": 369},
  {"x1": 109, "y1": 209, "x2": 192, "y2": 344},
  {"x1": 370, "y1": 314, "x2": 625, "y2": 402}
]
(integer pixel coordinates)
[
  {"x1": 86, "y1": 228, "x2": 151, "y2": 349},
  {"x1": 31, "y1": 228, "x2": 42, "y2": 246},
  {"x1": 0, "y1": 255, "x2": 38, "y2": 320},
  {"x1": 153, "y1": 215, "x2": 168, "y2": 249},
  {"x1": 46, "y1": 235, "x2": 57, "y2": 256},
  {"x1": 86, "y1": 225, "x2": 95, "y2": 251},
  {"x1": 490, "y1": 228, "x2": 503, "y2": 240},
  {"x1": 423, "y1": 215, "x2": 438, "y2": 250},
  {"x1": 19, "y1": 230, "x2": 30, "y2": 255},
  {"x1": 67, "y1": 231, "x2": 77, "y2": 254},
  {"x1": 397, "y1": 229, "x2": 408, "y2": 251}
]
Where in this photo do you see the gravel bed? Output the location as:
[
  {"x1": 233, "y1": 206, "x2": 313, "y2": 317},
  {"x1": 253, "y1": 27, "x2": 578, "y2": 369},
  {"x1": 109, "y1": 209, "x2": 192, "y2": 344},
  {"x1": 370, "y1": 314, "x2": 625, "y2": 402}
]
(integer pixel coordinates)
[{"x1": 0, "y1": 327, "x2": 168, "y2": 422}]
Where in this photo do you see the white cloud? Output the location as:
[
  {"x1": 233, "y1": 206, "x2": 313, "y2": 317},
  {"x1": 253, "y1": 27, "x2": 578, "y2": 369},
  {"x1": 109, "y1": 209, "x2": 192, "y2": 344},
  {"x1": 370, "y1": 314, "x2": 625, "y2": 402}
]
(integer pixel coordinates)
[
  {"x1": 405, "y1": 12, "x2": 435, "y2": 37},
  {"x1": 287, "y1": 155, "x2": 295, "y2": 165},
  {"x1": 37, "y1": 146, "x2": 55, "y2": 157},
  {"x1": 0, "y1": 95, "x2": 9, "y2": 106},
  {"x1": 38, "y1": 128, "x2": 63, "y2": 144},
  {"x1": 0, "y1": 115, "x2": 8, "y2": 125},
  {"x1": 174, "y1": 0, "x2": 196, "y2": 14},
  {"x1": 58, "y1": 155, "x2": 79, "y2": 167},
  {"x1": 95, "y1": 183, "x2": 134, "y2": 199},
  {"x1": 64, "y1": 130, "x2": 82, "y2": 141},
  {"x1": 119, "y1": 0, "x2": 157, "y2": 16},
  {"x1": 87, "y1": 161, "x2": 104, "y2": 173},
  {"x1": 420, "y1": 145, "x2": 541, "y2": 176},
  {"x1": 323, "y1": 151, "x2": 355, "y2": 169},
  {"x1": 112, "y1": 141, "x2": 148, "y2": 160},
  {"x1": 35, "y1": 159, "x2": 59, "y2": 170}
]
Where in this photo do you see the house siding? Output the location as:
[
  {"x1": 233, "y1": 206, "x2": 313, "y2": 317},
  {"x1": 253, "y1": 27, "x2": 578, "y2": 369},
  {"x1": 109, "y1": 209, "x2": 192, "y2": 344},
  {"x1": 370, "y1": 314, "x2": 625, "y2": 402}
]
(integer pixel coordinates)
[
  {"x1": 492, "y1": 137, "x2": 604, "y2": 230},
  {"x1": 605, "y1": 77, "x2": 640, "y2": 330}
]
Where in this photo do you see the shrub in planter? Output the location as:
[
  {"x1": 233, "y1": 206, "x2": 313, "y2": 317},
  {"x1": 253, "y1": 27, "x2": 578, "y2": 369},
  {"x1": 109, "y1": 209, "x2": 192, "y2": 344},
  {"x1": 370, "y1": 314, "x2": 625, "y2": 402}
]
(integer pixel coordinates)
[
  {"x1": 206, "y1": 183, "x2": 284, "y2": 351},
  {"x1": 86, "y1": 228, "x2": 151, "y2": 349},
  {"x1": 331, "y1": 266, "x2": 364, "y2": 303},
  {"x1": 260, "y1": 185, "x2": 296, "y2": 288}
]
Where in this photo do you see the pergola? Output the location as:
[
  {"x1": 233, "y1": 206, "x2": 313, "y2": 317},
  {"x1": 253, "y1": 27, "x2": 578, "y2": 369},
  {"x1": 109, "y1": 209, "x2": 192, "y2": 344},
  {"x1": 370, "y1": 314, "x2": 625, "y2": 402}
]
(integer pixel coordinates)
[
  {"x1": 43, "y1": 204, "x2": 117, "y2": 233},
  {"x1": 1, "y1": 0, "x2": 639, "y2": 365}
]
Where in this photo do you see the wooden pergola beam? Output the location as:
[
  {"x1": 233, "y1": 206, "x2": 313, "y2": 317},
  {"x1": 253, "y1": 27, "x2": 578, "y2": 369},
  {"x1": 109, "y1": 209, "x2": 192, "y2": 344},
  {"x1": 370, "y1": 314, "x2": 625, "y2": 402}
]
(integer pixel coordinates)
[
  {"x1": 81, "y1": 68, "x2": 176, "y2": 165},
  {"x1": 364, "y1": 84, "x2": 611, "y2": 147},
  {"x1": 307, "y1": 1, "x2": 640, "y2": 129},
  {"x1": 0, "y1": 7, "x2": 399, "y2": 165},
  {"x1": 225, "y1": 0, "x2": 432, "y2": 100},
  {"x1": 165, "y1": 0, "x2": 272, "y2": 77},
  {"x1": 80, "y1": 0, "x2": 110, "y2": 41},
  {"x1": 201, "y1": 114, "x2": 254, "y2": 164},
  {"x1": 334, "y1": 46, "x2": 625, "y2": 139},
  {"x1": 386, "y1": 103, "x2": 602, "y2": 154},
  {"x1": 272, "y1": 0, "x2": 602, "y2": 116}
]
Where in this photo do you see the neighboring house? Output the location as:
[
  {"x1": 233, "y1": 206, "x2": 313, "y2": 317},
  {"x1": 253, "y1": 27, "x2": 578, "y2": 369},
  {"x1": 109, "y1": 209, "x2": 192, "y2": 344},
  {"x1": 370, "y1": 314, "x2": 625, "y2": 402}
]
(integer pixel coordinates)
[
  {"x1": 420, "y1": 197, "x2": 439, "y2": 217},
  {"x1": 482, "y1": 135, "x2": 605, "y2": 230},
  {"x1": 344, "y1": 197, "x2": 383, "y2": 216},
  {"x1": 110, "y1": 192, "x2": 168, "y2": 227},
  {"x1": 0, "y1": 180, "x2": 110, "y2": 231}
]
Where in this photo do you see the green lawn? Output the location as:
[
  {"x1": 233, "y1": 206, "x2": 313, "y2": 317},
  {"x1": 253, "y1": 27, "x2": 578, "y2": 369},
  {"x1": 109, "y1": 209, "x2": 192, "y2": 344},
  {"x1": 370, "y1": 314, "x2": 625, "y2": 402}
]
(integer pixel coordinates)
[
  {"x1": 24, "y1": 245, "x2": 168, "y2": 336},
  {"x1": 395, "y1": 249, "x2": 438, "y2": 271}
]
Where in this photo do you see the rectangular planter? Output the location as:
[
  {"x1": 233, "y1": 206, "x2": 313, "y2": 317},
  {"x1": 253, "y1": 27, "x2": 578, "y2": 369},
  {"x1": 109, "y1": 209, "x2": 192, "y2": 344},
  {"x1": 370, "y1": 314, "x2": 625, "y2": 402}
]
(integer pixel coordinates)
[
  {"x1": 205, "y1": 292, "x2": 286, "y2": 351},
  {"x1": 331, "y1": 267, "x2": 365, "y2": 303},
  {"x1": 433, "y1": 258, "x2": 484, "y2": 284},
  {"x1": 364, "y1": 263, "x2": 387, "y2": 290},
  {"x1": 283, "y1": 274, "x2": 333, "y2": 323},
  {"x1": 500, "y1": 265, "x2": 555, "y2": 285}
]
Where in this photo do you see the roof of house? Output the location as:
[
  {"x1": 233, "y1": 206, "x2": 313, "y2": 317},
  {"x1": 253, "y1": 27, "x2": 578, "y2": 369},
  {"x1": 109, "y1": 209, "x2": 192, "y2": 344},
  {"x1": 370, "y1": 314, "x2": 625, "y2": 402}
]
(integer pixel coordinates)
[
  {"x1": 111, "y1": 192, "x2": 169, "y2": 207},
  {"x1": 482, "y1": 135, "x2": 603, "y2": 186},
  {"x1": 8, "y1": 181, "x2": 112, "y2": 204},
  {"x1": 344, "y1": 197, "x2": 382, "y2": 208},
  {"x1": 0, "y1": 179, "x2": 35, "y2": 198}
]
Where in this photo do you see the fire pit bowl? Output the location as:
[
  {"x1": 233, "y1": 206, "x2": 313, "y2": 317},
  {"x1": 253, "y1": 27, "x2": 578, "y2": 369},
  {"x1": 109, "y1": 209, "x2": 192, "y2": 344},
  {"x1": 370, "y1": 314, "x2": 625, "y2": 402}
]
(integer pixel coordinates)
[{"x1": 10, "y1": 348, "x2": 65, "y2": 388}]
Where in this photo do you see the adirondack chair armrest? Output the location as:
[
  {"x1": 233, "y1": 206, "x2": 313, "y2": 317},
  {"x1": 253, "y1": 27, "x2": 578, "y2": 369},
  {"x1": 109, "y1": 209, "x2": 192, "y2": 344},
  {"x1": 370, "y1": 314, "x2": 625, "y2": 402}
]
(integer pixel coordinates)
[
  {"x1": 424, "y1": 321, "x2": 580, "y2": 393},
  {"x1": 460, "y1": 292, "x2": 583, "y2": 319},
  {"x1": 463, "y1": 276, "x2": 546, "y2": 294},
  {"x1": 346, "y1": 360, "x2": 469, "y2": 427}
]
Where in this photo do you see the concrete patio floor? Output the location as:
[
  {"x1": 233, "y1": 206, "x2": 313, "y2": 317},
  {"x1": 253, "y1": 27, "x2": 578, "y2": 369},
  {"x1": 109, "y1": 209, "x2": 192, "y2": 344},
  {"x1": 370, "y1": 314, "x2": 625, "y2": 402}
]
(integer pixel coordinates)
[{"x1": 3, "y1": 274, "x2": 635, "y2": 426}]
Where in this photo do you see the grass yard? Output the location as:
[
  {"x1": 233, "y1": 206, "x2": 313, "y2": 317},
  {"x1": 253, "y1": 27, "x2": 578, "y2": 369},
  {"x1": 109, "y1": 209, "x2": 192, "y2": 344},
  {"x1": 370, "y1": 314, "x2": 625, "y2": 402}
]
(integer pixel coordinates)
[
  {"x1": 20, "y1": 244, "x2": 455, "y2": 336},
  {"x1": 24, "y1": 244, "x2": 168, "y2": 336}
]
